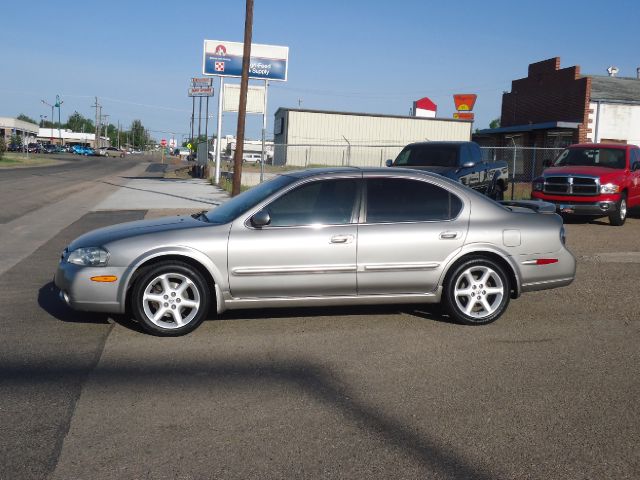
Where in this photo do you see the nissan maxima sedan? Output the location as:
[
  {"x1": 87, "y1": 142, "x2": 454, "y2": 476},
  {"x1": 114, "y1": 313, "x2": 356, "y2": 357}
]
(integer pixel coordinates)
[{"x1": 55, "y1": 168, "x2": 576, "y2": 336}]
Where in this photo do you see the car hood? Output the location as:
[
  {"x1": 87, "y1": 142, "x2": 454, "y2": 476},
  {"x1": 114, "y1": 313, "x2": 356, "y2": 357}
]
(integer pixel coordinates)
[
  {"x1": 68, "y1": 215, "x2": 209, "y2": 250},
  {"x1": 543, "y1": 165, "x2": 625, "y2": 178}
]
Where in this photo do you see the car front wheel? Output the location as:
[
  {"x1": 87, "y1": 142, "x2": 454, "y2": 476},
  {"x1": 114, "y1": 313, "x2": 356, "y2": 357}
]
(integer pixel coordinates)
[
  {"x1": 131, "y1": 261, "x2": 210, "y2": 336},
  {"x1": 608, "y1": 194, "x2": 627, "y2": 226},
  {"x1": 444, "y1": 257, "x2": 510, "y2": 325}
]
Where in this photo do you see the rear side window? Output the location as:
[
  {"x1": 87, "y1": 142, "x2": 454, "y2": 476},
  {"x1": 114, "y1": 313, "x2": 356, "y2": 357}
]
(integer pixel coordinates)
[{"x1": 365, "y1": 178, "x2": 463, "y2": 223}]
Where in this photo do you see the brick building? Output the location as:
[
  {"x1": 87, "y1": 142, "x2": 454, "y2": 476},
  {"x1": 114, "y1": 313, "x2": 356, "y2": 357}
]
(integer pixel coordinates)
[{"x1": 475, "y1": 57, "x2": 640, "y2": 148}]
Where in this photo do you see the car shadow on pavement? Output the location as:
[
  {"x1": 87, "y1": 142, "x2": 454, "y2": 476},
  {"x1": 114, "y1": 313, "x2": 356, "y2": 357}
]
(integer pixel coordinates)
[
  {"x1": 215, "y1": 304, "x2": 456, "y2": 325},
  {"x1": 38, "y1": 282, "x2": 111, "y2": 325}
]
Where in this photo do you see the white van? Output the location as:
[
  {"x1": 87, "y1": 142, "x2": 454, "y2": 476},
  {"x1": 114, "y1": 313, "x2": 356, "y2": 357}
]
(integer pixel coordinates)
[{"x1": 243, "y1": 153, "x2": 263, "y2": 164}]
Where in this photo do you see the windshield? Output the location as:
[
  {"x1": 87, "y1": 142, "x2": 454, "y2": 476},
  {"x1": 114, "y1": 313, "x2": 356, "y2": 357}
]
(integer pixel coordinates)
[
  {"x1": 394, "y1": 144, "x2": 459, "y2": 167},
  {"x1": 204, "y1": 174, "x2": 297, "y2": 224},
  {"x1": 554, "y1": 148, "x2": 626, "y2": 169}
]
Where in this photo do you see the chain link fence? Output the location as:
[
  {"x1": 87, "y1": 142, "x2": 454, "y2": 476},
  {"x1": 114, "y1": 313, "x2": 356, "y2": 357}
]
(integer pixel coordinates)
[{"x1": 229, "y1": 144, "x2": 565, "y2": 198}]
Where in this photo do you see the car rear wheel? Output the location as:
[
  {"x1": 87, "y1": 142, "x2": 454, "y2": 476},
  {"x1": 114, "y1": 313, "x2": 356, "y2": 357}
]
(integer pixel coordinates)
[
  {"x1": 608, "y1": 194, "x2": 627, "y2": 226},
  {"x1": 131, "y1": 261, "x2": 210, "y2": 336},
  {"x1": 444, "y1": 257, "x2": 510, "y2": 325}
]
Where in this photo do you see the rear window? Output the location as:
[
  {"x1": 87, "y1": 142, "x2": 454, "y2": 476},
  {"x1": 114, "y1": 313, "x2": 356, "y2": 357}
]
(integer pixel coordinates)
[{"x1": 394, "y1": 144, "x2": 459, "y2": 167}]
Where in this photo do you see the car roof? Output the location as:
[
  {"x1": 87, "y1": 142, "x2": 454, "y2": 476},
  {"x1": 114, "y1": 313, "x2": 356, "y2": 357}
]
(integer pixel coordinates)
[
  {"x1": 570, "y1": 143, "x2": 630, "y2": 150},
  {"x1": 280, "y1": 166, "x2": 450, "y2": 182},
  {"x1": 404, "y1": 141, "x2": 475, "y2": 148}
]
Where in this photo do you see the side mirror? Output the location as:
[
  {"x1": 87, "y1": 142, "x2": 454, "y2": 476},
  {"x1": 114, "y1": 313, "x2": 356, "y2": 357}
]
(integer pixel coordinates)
[
  {"x1": 385, "y1": 159, "x2": 393, "y2": 167},
  {"x1": 250, "y1": 209, "x2": 271, "y2": 228},
  {"x1": 461, "y1": 161, "x2": 476, "y2": 169}
]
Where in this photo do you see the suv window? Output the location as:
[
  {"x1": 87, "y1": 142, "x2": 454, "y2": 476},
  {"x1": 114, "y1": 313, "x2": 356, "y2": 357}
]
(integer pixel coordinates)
[
  {"x1": 267, "y1": 179, "x2": 358, "y2": 227},
  {"x1": 365, "y1": 178, "x2": 463, "y2": 223}
]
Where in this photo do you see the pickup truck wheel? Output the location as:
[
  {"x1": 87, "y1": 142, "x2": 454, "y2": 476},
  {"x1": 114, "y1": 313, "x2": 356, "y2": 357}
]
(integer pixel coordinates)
[
  {"x1": 608, "y1": 194, "x2": 627, "y2": 226},
  {"x1": 131, "y1": 261, "x2": 211, "y2": 336},
  {"x1": 444, "y1": 257, "x2": 510, "y2": 326}
]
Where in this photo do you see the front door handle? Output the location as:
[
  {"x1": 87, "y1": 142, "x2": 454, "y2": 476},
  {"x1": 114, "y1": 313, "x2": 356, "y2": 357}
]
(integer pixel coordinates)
[
  {"x1": 439, "y1": 231, "x2": 459, "y2": 240},
  {"x1": 330, "y1": 234, "x2": 354, "y2": 244}
]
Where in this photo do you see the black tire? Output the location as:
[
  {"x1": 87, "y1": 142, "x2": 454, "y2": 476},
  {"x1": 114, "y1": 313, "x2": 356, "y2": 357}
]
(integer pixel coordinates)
[
  {"x1": 444, "y1": 257, "x2": 511, "y2": 326},
  {"x1": 608, "y1": 194, "x2": 627, "y2": 226},
  {"x1": 131, "y1": 261, "x2": 211, "y2": 336}
]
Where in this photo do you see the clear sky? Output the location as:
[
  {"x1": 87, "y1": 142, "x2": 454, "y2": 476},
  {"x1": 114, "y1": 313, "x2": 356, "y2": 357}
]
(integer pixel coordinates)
[{"x1": 2, "y1": 0, "x2": 639, "y2": 142}]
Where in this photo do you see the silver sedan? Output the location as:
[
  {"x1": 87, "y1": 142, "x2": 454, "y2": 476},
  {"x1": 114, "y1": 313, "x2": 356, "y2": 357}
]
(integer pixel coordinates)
[{"x1": 55, "y1": 168, "x2": 576, "y2": 336}]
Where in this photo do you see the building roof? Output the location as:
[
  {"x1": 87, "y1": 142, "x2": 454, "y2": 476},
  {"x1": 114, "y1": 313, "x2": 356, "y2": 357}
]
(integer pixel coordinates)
[
  {"x1": 475, "y1": 121, "x2": 581, "y2": 135},
  {"x1": 38, "y1": 128, "x2": 96, "y2": 141},
  {"x1": 0, "y1": 117, "x2": 39, "y2": 134},
  {"x1": 275, "y1": 107, "x2": 471, "y2": 123},
  {"x1": 587, "y1": 75, "x2": 640, "y2": 104}
]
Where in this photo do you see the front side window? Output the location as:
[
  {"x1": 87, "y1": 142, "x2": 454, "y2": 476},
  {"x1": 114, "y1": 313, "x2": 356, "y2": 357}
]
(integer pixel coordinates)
[
  {"x1": 366, "y1": 178, "x2": 463, "y2": 223},
  {"x1": 266, "y1": 179, "x2": 358, "y2": 227}
]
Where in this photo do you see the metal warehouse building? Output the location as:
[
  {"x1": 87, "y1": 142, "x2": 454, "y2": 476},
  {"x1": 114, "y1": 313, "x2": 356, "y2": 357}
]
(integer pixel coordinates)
[{"x1": 273, "y1": 108, "x2": 473, "y2": 167}]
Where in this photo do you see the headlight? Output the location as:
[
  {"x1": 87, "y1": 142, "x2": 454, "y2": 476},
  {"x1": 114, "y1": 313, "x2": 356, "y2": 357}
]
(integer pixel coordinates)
[
  {"x1": 532, "y1": 180, "x2": 544, "y2": 191},
  {"x1": 66, "y1": 247, "x2": 109, "y2": 266},
  {"x1": 600, "y1": 183, "x2": 620, "y2": 194}
]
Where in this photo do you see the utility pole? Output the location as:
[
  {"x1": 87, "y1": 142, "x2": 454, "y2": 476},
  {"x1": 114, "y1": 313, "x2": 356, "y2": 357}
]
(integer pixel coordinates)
[
  {"x1": 103, "y1": 114, "x2": 110, "y2": 147},
  {"x1": 117, "y1": 120, "x2": 120, "y2": 149},
  {"x1": 92, "y1": 97, "x2": 101, "y2": 149},
  {"x1": 232, "y1": 0, "x2": 254, "y2": 196}
]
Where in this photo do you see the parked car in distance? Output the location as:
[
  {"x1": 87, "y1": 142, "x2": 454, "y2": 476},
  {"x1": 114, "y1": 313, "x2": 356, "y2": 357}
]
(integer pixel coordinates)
[
  {"x1": 531, "y1": 143, "x2": 640, "y2": 226},
  {"x1": 100, "y1": 147, "x2": 125, "y2": 158},
  {"x1": 387, "y1": 141, "x2": 508, "y2": 200},
  {"x1": 55, "y1": 167, "x2": 576, "y2": 336},
  {"x1": 243, "y1": 153, "x2": 263, "y2": 164},
  {"x1": 26, "y1": 143, "x2": 41, "y2": 153},
  {"x1": 8, "y1": 144, "x2": 22, "y2": 152}
]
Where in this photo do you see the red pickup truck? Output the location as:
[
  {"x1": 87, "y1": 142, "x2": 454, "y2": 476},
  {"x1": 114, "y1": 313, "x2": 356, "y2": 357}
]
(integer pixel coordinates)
[{"x1": 531, "y1": 143, "x2": 640, "y2": 226}]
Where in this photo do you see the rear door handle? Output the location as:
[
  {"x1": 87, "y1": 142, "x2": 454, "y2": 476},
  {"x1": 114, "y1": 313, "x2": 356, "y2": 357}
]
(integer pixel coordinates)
[
  {"x1": 439, "y1": 231, "x2": 459, "y2": 240},
  {"x1": 330, "y1": 234, "x2": 354, "y2": 244}
]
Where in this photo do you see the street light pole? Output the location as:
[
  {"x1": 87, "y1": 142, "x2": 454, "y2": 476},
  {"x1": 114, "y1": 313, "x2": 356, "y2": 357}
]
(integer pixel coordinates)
[
  {"x1": 56, "y1": 95, "x2": 63, "y2": 145},
  {"x1": 41, "y1": 99, "x2": 54, "y2": 143}
]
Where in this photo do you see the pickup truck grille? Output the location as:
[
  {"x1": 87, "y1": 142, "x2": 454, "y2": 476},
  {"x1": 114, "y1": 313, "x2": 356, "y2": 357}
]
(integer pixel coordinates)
[{"x1": 543, "y1": 176, "x2": 599, "y2": 196}]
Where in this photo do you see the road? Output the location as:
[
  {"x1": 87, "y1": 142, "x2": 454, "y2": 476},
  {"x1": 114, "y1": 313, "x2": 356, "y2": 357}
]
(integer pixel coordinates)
[
  {"x1": 0, "y1": 154, "x2": 143, "y2": 224},
  {"x1": 0, "y1": 160, "x2": 638, "y2": 479}
]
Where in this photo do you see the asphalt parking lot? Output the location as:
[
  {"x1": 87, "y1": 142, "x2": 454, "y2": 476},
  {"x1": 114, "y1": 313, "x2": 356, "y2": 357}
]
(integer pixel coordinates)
[{"x1": 1, "y1": 164, "x2": 638, "y2": 478}]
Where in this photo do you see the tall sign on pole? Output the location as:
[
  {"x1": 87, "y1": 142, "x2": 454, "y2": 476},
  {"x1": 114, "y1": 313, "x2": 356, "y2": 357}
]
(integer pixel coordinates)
[
  {"x1": 453, "y1": 94, "x2": 477, "y2": 121},
  {"x1": 202, "y1": 37, "x2": 288, "y2": 190}
]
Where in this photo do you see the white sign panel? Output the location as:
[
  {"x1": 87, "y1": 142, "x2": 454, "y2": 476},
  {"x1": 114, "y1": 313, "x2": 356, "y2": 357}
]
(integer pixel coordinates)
[
  {"x1": 223, "y1": 84, "x2": 265, "y2": 114},
  {"x1": 203, "y1": 40, "x2": 289, "y2": 81}
]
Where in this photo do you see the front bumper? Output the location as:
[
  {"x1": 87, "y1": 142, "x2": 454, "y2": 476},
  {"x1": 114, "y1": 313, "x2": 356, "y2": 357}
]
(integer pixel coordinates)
[
  {"x1": 54, "y1": 261, "x2": 127, "y2": 313},
  {"x1": 531, "y1": 194, "x2": 618, "y2": 216}
]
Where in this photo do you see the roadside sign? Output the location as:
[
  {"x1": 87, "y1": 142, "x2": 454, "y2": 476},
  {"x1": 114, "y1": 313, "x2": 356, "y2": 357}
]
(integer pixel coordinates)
[
  {"x1": 188, "y1": 86, "x2": 215, "y2": 97},
  {"x1": 453, "y1": 94, "x2": 477, "y2": 112},
  {"x1": 160, "y1": 139, "x2": 167, "y2": 147},
  {"x1": 453, "y1": 112, "x2": 475, "y2": 120},
  {"x1": 187, "y1": 143, "x2": 193, "y2": 150},
  {"x1": 191, "y1": 77, "x2": 213, "y2": 87},
  {"x1": 203, "y1": 40, "x2": 289, "y2": 81}
]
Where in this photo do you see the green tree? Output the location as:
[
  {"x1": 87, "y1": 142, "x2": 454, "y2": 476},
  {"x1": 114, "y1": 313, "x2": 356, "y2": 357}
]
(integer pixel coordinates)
[
  {"x1": 10, "y1": 134, "x2": 23, "y2": 147},
  {"x1": 489, "y1": 118, "x2": 501, "y2": 129},
  {"x1": 17, "y1": 113, "x2": 38, "y2": 124},
  {"x1": 0, "y1": 137, "x2": 6, "y2": 159},
  {"x1": 65, "y1": 111, "x2": 94, "y2": 133}
]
